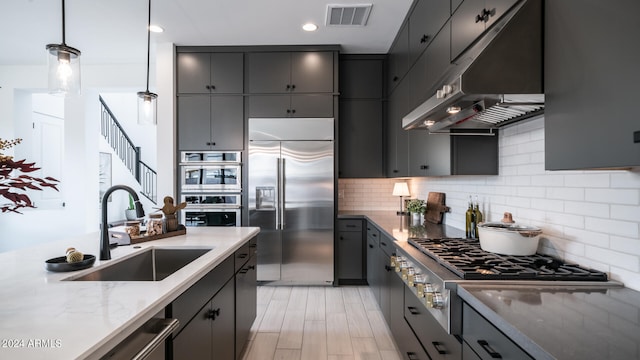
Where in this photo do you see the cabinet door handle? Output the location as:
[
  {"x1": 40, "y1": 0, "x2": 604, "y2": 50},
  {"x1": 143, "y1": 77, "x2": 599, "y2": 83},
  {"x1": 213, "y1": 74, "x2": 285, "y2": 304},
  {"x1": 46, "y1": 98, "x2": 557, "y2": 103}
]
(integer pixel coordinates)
[
  {"x1": 207, "y1": 308, "x2": 221, "y2": 320},
  {"x1": 392, "y1": 76, "x2": 399, "y2": 82},
  {"x1": 286, "y1": 84, "x2": 291, "y2": 90},
  {"x1": 346, "y1": 224, "x2": 357, "y2": 228},
  {"x1": 237, "y1": 253, "x2": 248, "y2": 259},
  {"x1": 420, "y1": 165, "x2": 429, "y2": 170},
  {"x1": 420, "y1": 34, "x2": 430, "y2": 43},
  {"x1": 239, "y1": 269, "x2": 249, "y2": 274},
  {"x1": 291, "y1": 84, "x2": 296, "y2": 90},
  {"x1": 407, "y1": 306, "x2": 420, "y2": 315},
  {"x1": 291, "y1": 109, "x2": 296, "y2": 114},
  {"x1": 368, "y1": 244, "x2": 374, "y2": 249},
  {"x1": 210, "y1": 85, "x2": 215, "y2": 90},
  {"x1": 477, "y1": 340, "x2": 502, "y2": 358},
  {"x1": 384, "y1": 265, "x2": 393, "y2": 272},
  {"x1": 248, "y1": 265, "x2": 255, "y2": 270},
  {"x1": 205, "y1": 85, "x2": 211, "y2": 90},
  {"x1": 340, "y1": 236, "x2": 344, "y2": 240},
  {"x1": 432, "y1": 341, "x2": 447, "y2": 355},
  {"x1": 380, "y1": 242, "x2": 387, "y2": 247},
  {"x1": 393, "y1": 169, "x2": 398, "y2": 173},
  {"x1": 407, "y1": 352, "x2": 420, "y2": 360}
]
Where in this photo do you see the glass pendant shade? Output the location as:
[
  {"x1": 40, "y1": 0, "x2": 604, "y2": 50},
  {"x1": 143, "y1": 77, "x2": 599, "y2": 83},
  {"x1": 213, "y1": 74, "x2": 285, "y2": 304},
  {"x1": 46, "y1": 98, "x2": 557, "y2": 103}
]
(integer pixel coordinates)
[
  {"x1": 46, "y1": 0, "x2": 81, "y2": 96},
  {"x1": 137, "y1": 91, "x2": 158, "y2": 125}
]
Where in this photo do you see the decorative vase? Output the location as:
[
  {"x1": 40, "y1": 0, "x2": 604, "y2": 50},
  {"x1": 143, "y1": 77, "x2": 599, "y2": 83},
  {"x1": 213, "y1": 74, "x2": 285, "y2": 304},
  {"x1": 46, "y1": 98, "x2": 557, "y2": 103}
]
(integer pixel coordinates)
[
  {"x1": 125, "y1": 209, "x2": 138, "y2": 221},
  {"x1": 411, "y1": 212, "x2": 422, "y2": 226}
]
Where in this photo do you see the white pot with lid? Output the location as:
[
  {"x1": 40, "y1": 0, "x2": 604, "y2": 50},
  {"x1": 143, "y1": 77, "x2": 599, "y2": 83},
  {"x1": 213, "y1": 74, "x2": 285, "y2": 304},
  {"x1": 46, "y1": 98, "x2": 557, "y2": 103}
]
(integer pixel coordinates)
[{"x1": 477, "y1": 212, "x2": 542, "y2": 256}]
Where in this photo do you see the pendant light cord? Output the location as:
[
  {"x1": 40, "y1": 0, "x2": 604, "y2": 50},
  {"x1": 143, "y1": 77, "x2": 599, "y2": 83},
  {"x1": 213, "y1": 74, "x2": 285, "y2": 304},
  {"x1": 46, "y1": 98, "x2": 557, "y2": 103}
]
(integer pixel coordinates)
[
  {"x1": 145, "y1": 0, "x2": 151, "y2": 92},
  {"x1": 61, "y1": 0, "x2": 66, "y2": 45}
]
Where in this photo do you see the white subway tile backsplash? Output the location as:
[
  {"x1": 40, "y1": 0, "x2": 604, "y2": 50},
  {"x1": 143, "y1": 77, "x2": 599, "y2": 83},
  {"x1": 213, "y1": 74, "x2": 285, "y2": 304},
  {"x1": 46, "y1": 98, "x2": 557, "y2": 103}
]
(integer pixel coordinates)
[
  {"x1": 340, "y1": 117, "x2": 640, "y2": 291},
  {"x1": 564, "y1": 201, "x2": 610, "y2": 218},
  {"x1": 586, "y1": 217, "x2": 639, "y2": 238},
  {"x1": 586, "y1": 188, "x2": 640, "y2": 205}
]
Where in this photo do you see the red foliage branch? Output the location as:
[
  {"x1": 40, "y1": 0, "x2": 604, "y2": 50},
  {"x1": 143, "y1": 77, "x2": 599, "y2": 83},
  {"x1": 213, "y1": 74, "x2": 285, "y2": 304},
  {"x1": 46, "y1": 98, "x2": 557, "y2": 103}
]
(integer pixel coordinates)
[{"x1": 1, "y1": 158, "x2": 60, "y2": 214}]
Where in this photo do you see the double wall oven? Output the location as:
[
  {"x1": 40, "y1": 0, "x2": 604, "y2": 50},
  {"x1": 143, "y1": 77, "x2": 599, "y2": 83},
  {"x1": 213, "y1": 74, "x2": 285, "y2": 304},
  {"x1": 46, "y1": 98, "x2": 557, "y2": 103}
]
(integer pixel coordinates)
[{"x1": 179, "y1": 151, "x2": 242, "y2": 227}]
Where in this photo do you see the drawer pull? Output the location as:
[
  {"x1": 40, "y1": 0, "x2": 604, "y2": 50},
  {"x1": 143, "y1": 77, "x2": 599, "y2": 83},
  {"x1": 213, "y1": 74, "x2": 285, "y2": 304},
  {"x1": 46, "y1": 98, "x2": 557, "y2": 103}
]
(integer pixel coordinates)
[
  {"x1": 380, "y1": 242, "x2": 387, "y2": 246},
  {"x1": 407, "y1": 352, "x2": 420, "y2": 360},
  {"x1": 346, "y1": 224, "x2": 357, "y2": 228},
  {"x1": 432, "y1": 341, "x2": 447, "y2": 355},
  {"x1": 478, "y1": 340, "x2": 502, "y2": 358},
  {"x1": 407, "y1": 306, "x2": 420, "y2": 315},
  {"x1": 237, "y1": 253, "x2": 248, "y2": 259}
]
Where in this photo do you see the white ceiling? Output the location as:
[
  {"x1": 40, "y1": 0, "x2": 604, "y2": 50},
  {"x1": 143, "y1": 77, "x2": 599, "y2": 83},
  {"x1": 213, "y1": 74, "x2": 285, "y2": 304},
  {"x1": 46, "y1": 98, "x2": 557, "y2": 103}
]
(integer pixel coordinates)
[{"x1": 0, "y1": 0, "x2": 413, "y2": 66}]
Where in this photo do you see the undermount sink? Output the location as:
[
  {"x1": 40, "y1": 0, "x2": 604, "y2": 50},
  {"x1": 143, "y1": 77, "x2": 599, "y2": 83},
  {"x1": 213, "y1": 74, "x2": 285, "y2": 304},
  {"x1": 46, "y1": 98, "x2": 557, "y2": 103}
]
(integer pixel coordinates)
[{"x1": 66, "y1": 248, "x2": 212, "y2": 281}]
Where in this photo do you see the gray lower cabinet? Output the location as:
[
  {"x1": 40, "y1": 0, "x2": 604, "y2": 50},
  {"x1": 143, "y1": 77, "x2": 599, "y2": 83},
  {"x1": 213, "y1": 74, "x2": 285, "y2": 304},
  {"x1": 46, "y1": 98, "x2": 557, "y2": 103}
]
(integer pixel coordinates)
[
  {"x1": 235, "y1": 255, "x2": 257, "y2": 359},
  {"x1": 337, "y1": 219, "x2": 365, "y2": 284},
  {"x1": 462, "y1": 303, "x2": 533, "y2": 360},
  {"x1": 248, "y1": 94, "x2": 333, "y2": 118},
  {"x1": 169, "y1": 238, "x2": 257, "y2": 360},
  {"x1": 366, "y1": 223, "x2": 381, "y2": 303},
  {"x1": 177, "y1": 52, "x2": 244, "y2": 94},
  {"x1": 177, "y1": 95, "x2": 244, "y2": 151},
  {"x1": 248, "y1": 51, "x2": 334, "y2": 94},
  {"x1": 545, "y1": 0, "x2": 640, "y2": 169},
  {"x1": 405, "y1": 287, "x2": 462, "y2": 360}
]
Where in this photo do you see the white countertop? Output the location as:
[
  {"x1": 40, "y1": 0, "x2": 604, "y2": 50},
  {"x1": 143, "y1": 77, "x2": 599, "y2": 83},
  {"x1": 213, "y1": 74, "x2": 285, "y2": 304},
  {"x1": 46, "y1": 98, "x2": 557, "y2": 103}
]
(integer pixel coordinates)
[{"x1": 0, "y1": 226, "x2": 259, "y2": 360}]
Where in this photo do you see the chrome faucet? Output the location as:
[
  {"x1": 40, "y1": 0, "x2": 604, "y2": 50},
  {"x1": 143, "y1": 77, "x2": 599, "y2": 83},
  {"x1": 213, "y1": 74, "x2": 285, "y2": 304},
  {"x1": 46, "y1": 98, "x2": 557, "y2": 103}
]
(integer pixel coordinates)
[{"x1": 100, "y1": 185, "x2": 145, "y2": 260}]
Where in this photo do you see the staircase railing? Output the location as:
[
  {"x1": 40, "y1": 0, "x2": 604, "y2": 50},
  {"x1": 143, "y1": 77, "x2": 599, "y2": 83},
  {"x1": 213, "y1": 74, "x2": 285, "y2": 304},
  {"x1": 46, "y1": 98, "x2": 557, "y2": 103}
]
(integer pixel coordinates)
[{"x1": 99, "y1": 96, "x2": 157, "y2": 204}]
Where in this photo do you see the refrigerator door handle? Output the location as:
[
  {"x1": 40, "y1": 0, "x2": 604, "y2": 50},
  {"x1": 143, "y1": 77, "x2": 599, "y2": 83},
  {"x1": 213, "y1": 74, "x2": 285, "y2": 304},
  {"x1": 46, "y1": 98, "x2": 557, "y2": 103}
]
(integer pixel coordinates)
[
  {"x1": 281, "y1": 158, "x2": 286, "y2": 229},
  {"x1": 276, "y1": 157, "x2": 281, "y2": 230}
]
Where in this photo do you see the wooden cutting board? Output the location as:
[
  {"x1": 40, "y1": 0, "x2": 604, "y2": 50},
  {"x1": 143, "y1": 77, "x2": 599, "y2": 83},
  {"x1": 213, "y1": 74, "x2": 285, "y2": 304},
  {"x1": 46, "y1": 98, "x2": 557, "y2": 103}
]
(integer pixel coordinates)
[{"x1": 425, "y1": 192, "x2": 450, "y2": 224}]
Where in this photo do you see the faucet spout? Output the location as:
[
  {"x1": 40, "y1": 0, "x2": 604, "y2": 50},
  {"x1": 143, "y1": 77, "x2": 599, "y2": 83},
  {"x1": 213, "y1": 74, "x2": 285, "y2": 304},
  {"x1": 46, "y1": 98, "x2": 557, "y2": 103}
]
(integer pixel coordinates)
[{"x1": 100, "y1": 185, "x2": 145, "y2": 260}]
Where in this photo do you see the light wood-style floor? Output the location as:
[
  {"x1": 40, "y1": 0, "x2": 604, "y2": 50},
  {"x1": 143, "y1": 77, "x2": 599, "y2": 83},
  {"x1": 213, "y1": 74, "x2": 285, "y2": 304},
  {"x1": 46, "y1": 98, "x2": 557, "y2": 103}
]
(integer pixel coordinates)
[{"x1": 240, "y1": 286, "x2": 402, "y2": 360}]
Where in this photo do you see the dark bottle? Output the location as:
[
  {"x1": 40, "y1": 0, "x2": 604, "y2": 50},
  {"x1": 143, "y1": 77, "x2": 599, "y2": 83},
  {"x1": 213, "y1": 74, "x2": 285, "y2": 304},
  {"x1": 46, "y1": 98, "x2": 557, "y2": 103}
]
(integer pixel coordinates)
[
  {"x1": 465, "y1": 196, "x2": 474, "y2": 238},
  {"x1": 473, "y1": 196, "x2": 483, "y2": 239}
]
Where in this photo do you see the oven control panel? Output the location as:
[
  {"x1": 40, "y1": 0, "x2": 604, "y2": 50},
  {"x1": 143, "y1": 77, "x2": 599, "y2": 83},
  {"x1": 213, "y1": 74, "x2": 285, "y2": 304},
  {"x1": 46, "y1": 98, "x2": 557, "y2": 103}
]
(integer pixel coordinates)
[{"x1": 391, "y1": 252, "x2": 452, "y2": 332}]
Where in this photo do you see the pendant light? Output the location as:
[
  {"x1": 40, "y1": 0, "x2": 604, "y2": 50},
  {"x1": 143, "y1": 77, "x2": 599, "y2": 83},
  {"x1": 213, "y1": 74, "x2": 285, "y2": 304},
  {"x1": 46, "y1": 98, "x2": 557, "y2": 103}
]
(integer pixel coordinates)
[
  {"x1": 46, "y1": 0, "x2": 81, "y2": 96},
  {"x1": 137, "y1": 0, "x2": 158, "y2": 125}
]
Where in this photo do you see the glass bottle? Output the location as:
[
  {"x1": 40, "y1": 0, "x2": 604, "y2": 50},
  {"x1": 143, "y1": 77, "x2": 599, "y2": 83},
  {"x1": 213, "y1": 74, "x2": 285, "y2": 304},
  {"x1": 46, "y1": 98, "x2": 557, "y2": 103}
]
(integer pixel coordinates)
[
  {"x1": 473, "y1": 196, "x2": 483, "y2": 239},
  {"x1": 465, "y1": 196, "x2": 474, "y2": 238}
]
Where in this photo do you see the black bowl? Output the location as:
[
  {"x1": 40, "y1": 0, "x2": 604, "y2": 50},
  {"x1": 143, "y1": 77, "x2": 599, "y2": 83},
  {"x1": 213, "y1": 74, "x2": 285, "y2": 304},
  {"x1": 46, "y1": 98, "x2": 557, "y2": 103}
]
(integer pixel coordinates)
[{"x1": 45, "y1": 254, "x2": 96, "y2": 272}]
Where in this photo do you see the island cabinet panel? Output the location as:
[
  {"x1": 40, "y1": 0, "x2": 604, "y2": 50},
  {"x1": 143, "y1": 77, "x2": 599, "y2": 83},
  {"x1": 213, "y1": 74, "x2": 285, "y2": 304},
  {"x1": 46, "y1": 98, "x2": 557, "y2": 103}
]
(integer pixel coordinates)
[
  {"x1": 463, "y1": 303, "x2": 533, "y2": 360},
  {"x1": 248, "y1": 51, "x2": 334, "y2": 94},
  {"x1": 172, "y1": 278, "x2": 235, "y2": 359},
  {"x1": 545, "y1": 0, "x2": 640, "y2": 169},
  {"x1": 169, "y1": 237, "x2": 257, "y2": 360},
  {"x1": 177, "y1": 52, "x2": 244, "y2": 94},
  {"x1": 177, "y1": 95, "x2": 244, "y2": 151},
  {"x1": 235, "y1": 255, "x2": 257, "y2": 359}
]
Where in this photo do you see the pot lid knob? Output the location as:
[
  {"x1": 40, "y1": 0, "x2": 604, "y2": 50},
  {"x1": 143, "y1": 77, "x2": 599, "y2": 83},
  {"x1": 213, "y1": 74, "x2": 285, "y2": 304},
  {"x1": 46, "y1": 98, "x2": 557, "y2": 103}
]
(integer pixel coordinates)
[{"x1": 501, "y1": 212, "x2": 515, "y2": 223}]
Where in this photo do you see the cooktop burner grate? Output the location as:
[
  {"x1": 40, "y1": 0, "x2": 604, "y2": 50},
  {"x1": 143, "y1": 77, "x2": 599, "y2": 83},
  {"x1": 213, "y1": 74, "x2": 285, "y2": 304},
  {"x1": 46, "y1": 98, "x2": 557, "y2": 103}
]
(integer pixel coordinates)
[{"x1": 408, "y1": 237, "x2": 608, "y2": 281}]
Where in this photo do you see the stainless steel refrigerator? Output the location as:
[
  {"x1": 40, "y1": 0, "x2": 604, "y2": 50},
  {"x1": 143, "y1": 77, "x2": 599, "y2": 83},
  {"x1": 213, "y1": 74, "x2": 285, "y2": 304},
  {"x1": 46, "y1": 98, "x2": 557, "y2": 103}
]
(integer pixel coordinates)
[{"x1": 248, "y1": 118, "x2": 334, "y2": 285}]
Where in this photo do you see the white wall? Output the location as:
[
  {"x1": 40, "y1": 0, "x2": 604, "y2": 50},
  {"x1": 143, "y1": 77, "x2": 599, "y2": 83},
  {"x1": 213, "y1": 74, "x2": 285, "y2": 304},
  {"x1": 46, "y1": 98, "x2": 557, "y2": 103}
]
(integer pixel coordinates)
[{"x1": 0, "y1": 48, "x2": 174, "y2": 252}]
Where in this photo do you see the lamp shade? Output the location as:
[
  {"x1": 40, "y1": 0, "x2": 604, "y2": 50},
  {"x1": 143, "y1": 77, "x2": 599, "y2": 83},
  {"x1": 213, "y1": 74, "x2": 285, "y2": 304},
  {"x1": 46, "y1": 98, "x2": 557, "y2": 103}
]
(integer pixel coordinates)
[
  {"x1": 392, "y1": 182, "x2": 410, "y2": 197},
  {"x1": 46, "y1": 44, "x2": 81, "y2": 96},
  {"x1": 137, "y1": 91, "x2": 158, "y2": 125}
]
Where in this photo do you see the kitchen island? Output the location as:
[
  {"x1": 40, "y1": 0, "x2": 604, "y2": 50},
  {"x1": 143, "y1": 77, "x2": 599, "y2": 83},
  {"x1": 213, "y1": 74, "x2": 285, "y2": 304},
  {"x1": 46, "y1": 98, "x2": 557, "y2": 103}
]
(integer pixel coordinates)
[{"x1": 0, "y1": 226, "x2": 259, "y2": 360}]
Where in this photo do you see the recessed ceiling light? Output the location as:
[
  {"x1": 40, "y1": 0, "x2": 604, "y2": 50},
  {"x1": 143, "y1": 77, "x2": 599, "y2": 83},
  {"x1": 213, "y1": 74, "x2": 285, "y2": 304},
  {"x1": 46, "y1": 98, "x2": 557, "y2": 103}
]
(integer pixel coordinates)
[
  {"x1": 302, "y1": 23, "x2": 318, "y2": 32},
  {"x1": 149, "y1": 25, "x2": 164, "y2": 33}
]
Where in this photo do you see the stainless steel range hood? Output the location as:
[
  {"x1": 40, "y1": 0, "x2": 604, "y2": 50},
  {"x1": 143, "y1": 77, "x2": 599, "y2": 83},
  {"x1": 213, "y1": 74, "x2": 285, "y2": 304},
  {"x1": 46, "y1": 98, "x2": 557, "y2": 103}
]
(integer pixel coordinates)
[{"x1": 403, "y1": 0, "x2": 543, "y2": 132}]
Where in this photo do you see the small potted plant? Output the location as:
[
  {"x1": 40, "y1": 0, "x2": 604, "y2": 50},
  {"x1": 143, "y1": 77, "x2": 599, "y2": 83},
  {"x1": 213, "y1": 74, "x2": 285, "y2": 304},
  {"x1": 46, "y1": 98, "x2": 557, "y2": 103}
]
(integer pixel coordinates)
[
  {"x1": 125, "y1": 194, "x2": 138, "y2": 220},
  {"x1": 406, "y1": 199, "x2": 425, "y2": 225}
]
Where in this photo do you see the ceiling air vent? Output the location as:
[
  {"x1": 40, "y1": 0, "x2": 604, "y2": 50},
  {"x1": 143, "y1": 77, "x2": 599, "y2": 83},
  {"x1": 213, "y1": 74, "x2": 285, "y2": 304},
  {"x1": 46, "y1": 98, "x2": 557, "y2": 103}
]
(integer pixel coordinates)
[{"x1": 326, "y1": 4, "x2": 372, "y2": 26}]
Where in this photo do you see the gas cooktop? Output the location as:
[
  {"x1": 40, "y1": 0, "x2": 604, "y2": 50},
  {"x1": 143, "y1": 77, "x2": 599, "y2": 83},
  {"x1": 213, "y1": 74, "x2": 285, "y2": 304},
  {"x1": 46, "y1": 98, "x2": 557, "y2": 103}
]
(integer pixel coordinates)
[{"x1": 408, "y1": 237, "x2": 608, "y2": 281}]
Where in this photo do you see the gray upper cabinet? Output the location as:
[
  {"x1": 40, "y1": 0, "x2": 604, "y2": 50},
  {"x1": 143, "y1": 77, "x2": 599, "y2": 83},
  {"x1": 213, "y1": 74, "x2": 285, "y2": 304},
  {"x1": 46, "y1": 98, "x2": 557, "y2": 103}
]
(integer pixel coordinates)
[
  {"x1": 408, "y1": 0, "x2": 450, "y2": 65},
  {"x1": 178, "y1": 95, "x2": 244, "y2": 151},
  {"x1": 387, "y1": 23, "x2": 409, "y2": 95},
  {"x1": 545, "y1": 0, "x2": 640, "y2": 169},
  {"x1": 177, "y1": 52, "x2": 244, "y2": 94},
  {"x1": 450, "y1": 0, "x2": 517, "y2": 61},
  {"x1": 248, "y1": 94, "x2": 333, "y2": 118},
  {"x1": 339, "y1": 56, "x2": 384, "y2": 178},
  {"x1": 409, "y1": 23, "x2": 451, "y2": 110},
  {"x1": 248, "y1": 51, "x2": 334, "y2": 94},
  {"x1": 386, "y1": 80, "x2": 410, "y2": 177},
  {"x1": 408, "y1": 131, "x2": 452, "y2": 176}
]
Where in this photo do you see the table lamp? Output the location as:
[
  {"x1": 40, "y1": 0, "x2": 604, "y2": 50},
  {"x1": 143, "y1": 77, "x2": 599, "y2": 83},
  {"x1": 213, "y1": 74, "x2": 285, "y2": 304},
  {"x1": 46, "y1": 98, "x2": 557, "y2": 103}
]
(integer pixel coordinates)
[{"x1": 392, "y1": 182, "x2": 410, "y2": 215}]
